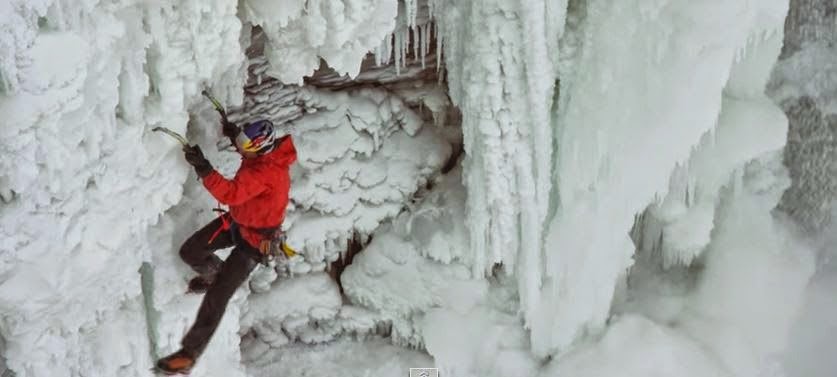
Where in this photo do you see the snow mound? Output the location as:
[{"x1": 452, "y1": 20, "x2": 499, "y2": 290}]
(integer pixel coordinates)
[
  {"x1": 541, "y1": 315, "x2": 728, "y2": 377},
  {"x1": 246, "y1": 337, "x2": 432, "y2": 377},
  {"x1": 679, "y1": 154, "x2": 814, "y2": 377},
  {"x1": 423, "y1": 303, "x2": 539, "y2": 377},
  {"x1": 240, "y1": 273, "x2": 343, "y2": 355},
  {"x1": 341, "y1": 168, "x2": 474, "y2": 347}
]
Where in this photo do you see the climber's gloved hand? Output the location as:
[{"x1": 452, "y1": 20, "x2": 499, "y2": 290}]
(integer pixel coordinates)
[
  {"x1": 222, "y1": 119, "x2": 239, "y2": 139},
  {"x1": 183, "y1": 144, "x2": 213, "y2": 178}
]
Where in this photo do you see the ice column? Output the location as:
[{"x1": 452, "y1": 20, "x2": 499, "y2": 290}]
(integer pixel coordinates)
[
  {"x1": 532, "y1": 0, "x2": 790, "y2": 356},
  {"x1": 428, "y1": 0, "x2": 565, "y2": 284}
]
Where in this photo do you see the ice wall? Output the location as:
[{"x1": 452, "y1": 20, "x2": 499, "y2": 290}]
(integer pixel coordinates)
[
  {"x1": 633, "y1": 17, "x2": 789, "y2": 270},
  {"x1": 0, "y1": 0, "x2": 460, "y2": 373},
  {"x1": 439, "y1": 0, "x2": 563, "y2": 278},
  {"x1": 0, "y1": 1, "x2": 246, "y2": 376},
  {"x1": 422, "y1": 3, "x2": 567, "y2": 352},
  {"x1": 415, "y1": 0, "x2": 790, "y2": 357},
  {"x1": 541, "y1": 147, "x2": 815, "y2": 377},
  {"x1": 527, "y1": 0, "x2": 788, "y2": 356}
]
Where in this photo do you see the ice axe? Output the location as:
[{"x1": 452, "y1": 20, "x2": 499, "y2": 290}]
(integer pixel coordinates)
[
  {"x1": 152, "y1": 89, "x2": 224, "y2": 146},
  {"x1": 152, "y1": 126, "x2": 203, "y2": 182},
  {"x1": 151, "y1": 126, "x2": 189, "y2": 146},
  {"x1": 203, "y1": 88, "x2": 243, "y2": 148},
  {"x1": 201, "y1": 89, "x2": 228, "y2": 122}
]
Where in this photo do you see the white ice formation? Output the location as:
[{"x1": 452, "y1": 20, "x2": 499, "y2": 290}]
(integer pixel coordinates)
[
  {"x1": 1, "y1": 1, "x2": 245, "y2": 375},
  {"x1": 1, "y1": 0, "x2": 835, "y2": 376}
]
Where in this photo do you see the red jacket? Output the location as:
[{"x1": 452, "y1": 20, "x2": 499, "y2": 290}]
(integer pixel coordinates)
[{"x1": 202, "y1": 136, "x2": 297, "y2": 248}]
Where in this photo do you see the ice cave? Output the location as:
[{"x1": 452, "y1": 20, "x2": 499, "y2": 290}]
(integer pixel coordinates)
[{"x1": 1, "y1": 0, "x2": 836, "y2": 376}]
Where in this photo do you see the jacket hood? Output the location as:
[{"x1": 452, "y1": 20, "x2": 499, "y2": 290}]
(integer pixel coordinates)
[{"x1": 258, "y1": 135, "x2": 297, "y2": 167}]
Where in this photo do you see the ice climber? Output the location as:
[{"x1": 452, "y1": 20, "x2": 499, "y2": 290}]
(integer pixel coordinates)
[{"x1": 155, "y1": 117, "x2": 297, "y2": 374}]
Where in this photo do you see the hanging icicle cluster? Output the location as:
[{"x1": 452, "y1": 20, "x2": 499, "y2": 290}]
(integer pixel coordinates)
[{"x1": 373, "y1": 0, "x2": 441, "y2": 75}]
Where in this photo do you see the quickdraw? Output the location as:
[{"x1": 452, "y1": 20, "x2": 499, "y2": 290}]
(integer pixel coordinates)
[{"x1": 258, "y1": 228, "x2": 298, "y2": 266}]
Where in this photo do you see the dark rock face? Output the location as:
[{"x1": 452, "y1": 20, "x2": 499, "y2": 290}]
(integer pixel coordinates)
[
  {"x1": 777, "y1": 0, "x2": 836, "y2": 59},
  {"x1": 768, "y1": 0, "x2": 837, "y2": 234},
  {"x1": 774, "y1": 96, "x2": 837, "y2": 232}
]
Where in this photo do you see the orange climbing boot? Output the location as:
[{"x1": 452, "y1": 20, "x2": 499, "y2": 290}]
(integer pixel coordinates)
[{"x1": 155, "y1": 349, "x2": 195, "y2": 375}]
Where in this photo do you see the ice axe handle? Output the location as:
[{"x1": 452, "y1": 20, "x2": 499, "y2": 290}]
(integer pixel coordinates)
[
  {"x1": 201, "y1": 90, "x2": 227, "y2": 120},
  {"x1": 151, "y1": 127, "x2": 189, "y2": 146}
]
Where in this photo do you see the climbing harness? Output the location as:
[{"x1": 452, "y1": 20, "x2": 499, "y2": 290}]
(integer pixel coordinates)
[
  {"x1": 257, "y1": 227, "x2": 298, "y2": 266},
  {"x1": 206, "y1": 206, "x2": 297, "y2": 265},
  {"x1": 206, "y1": 207, "x2": 231, "y2": 245}
]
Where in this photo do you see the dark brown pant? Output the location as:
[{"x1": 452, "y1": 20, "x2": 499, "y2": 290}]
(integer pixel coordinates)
[{"x1": 178, "y1": 217, "x2": 260, "y2": 357}]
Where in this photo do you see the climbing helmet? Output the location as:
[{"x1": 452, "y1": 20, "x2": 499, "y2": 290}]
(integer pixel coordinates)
[{"x1": 235, "y1": 119, "x2": 276, "y2": 154}]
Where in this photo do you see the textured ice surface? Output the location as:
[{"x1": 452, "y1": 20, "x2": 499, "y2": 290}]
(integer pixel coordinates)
[
  {"x1": 2, "y1": 1, "x2": 836, "y2": 377},
  {"x1": 636, "y1": 27, "x2": 788, "y2": 269},
  {"x1": 0, "y1": 1, "x2": 245, "y2": 375},
  {"x1": 341, "y1": 168, "x2": 473, "y2": 347},
  {"x1": 0, "y1": 0, "x2": 451, "y2": 375},
  {"x1": 543, "y1": 154, "x2": 814, "y2": 377},
  {"x1": 240, "y1": 0, "x2": 398, "y2": 84},
  {"x1": 246, "y1": 337, "x2": 432, "y2": 377},
  {"x1": 532, "y1": 0, "x2": 789, "y2": 355}
]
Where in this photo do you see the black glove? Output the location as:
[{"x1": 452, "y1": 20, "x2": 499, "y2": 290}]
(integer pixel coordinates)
[
  {"x1": 222, "y1": 119, "x2": 239, "y2": 139},
  {"x1": 183, "y1": 144, "x2": 213, "y2": 178}
]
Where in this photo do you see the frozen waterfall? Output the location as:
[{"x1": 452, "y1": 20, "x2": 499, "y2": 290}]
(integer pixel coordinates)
[{"x1": 2, "y1": 0, "x2": 836, "y2": 376}]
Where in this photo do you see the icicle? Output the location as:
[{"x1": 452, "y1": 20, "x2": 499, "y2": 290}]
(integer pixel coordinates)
[
  {"x1": 405, "y1": 0, "x2": 417, "y2": 27},
  {"x1": 386, "y1": 33, "x2": 393, "y2": 66},
  {"x1": 413, "y1": 25, "x2": 420, "y2": 67},
  {"x1": 379, "y1": 33, "x2": 393, "y2": 67},
  {"x1": 380, "y1": 36, "x2": 387, "y2": 66},
  {"x1": 401, "y1": 27, "x2": 408, "y2": 71},
  {"x1": 376, "y1": 37, "x2": 388, "y2": 67},
  {"x1": 435, "y1": 23, "x2": 443, "y2": 73},
  {"x1": 394, "y1": 30, "x2": 401, "y2": 75},
  {"x1": 419, "y1": 24, "x2": 425, "y2": 69},
  {"x1": 421, "y1": 22, "x2": 430, "y2": 69}
]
